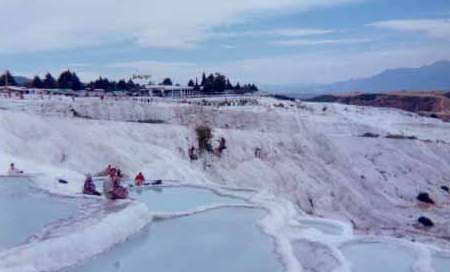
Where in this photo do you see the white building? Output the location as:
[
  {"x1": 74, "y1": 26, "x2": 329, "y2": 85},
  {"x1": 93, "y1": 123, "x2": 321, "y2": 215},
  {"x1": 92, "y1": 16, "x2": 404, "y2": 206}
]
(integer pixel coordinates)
[
  {"x1": 143, "y1": 85, "x2": 196, "y2": 97},
  {"x1": 0, "y1": 86, "x2": 29, "y2": 97}
]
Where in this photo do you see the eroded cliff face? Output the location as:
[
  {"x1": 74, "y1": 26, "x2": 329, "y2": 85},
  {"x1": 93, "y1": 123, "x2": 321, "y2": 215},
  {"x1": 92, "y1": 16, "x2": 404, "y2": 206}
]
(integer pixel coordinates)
[{"x1": 309, "y1": 92, "x2": 450, "y2": 122}]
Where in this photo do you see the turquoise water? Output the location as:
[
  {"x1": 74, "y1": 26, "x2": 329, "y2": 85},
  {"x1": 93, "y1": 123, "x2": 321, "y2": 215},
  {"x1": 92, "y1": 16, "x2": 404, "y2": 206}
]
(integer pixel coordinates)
[
  {"x1": 65, "y1": 208, "x2": 283, "y2": 272},
  {"x1": 432, "y1": 254, "x2": 450, "y2": 272},
  {"x1": 129, "y1": 186, "x2": 246, "y2": 213},
  {"x1": 342, "y1": 242, "x2": 415, "y2": 272},
  {"x1": 7, "y1": 178, "x2": 447, "y2": 272},
  {"x1": 0, "y1": 180, "x2": 80, "y2": 250}
]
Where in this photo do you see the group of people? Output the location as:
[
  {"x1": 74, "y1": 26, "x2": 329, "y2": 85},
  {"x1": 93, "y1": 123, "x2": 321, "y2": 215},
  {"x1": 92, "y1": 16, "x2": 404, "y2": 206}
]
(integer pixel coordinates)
[
  {"x1": 6, "y1": 162, "x2": 150, "y2": 201},
  {"x1": 188, "y1": 137, "x2": 227, "y2": 161},
  {"x1": 82, "y1": 164, "x2": 148, "y2": 200}
]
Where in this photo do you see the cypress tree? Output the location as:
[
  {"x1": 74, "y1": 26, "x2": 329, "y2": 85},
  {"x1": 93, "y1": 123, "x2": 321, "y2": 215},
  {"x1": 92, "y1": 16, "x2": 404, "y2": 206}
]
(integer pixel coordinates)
[
  {"x1": 0, "y1": 71, "x2": 17, "y2": 86},
  {"x1": 31, "y1": 76, "x2": 44, "y2": 88},
  {"x1": 43, "y1": 73, "x2": 57, "y2": 89}
]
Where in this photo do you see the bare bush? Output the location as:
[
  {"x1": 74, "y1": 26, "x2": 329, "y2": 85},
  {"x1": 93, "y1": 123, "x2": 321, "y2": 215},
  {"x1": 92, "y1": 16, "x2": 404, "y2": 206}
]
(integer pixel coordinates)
[
  {"x1": 385, "y1": 134, "x2": 417, "y2": 140},
  {"x1": 195, "y1": 125, "x2": 213, "y2": 154},
  {"x1": 360, "y1": 132, "x2": 380, "y2": 138}
]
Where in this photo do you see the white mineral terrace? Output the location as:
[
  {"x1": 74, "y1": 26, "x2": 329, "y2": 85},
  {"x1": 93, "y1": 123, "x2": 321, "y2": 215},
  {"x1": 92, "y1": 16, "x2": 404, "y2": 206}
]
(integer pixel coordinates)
[{"x1": 0, "y1": 95, "x2": 449, "y2": 271}]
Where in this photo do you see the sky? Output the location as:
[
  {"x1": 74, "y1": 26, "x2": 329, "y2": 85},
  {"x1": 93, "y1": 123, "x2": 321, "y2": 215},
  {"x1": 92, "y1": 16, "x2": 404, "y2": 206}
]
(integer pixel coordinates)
[{"x1": 0, "y1": 0, "x2": 450, "y2": 87}]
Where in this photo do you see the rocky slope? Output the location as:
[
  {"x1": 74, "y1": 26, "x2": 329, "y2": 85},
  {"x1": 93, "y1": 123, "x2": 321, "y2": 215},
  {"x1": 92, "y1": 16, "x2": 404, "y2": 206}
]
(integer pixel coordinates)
[{"x1": 308, "y1": 91, "x2": 450, "y2": 122}]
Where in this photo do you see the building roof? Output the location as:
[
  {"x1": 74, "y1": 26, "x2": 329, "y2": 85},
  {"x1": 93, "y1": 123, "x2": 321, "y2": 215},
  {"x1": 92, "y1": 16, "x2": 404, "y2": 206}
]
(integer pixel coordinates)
[
  {"x1": 144, "y1": 85, "x2": 194, "y2": 91},
  {"x1": 0, "y1": 86, "x2": 28, "y2": 92}
]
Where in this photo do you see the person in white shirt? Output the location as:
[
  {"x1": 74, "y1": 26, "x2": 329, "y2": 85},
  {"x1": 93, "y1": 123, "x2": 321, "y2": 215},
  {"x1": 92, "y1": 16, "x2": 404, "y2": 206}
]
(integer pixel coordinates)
[{"x1": 8, "y1": 163, "x2": 23, "y2": 176}]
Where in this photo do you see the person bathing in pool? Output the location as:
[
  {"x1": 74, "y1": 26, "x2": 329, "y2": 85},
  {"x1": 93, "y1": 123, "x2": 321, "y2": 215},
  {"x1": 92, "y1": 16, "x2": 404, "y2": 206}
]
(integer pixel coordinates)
[
  {"x1": 8, "y1": 163, "x2": 24, "y2": 176},
  {"x1": 134, "y1": 172, "x2": 145, "y2": 186},
  {"x1": 83, "y1": 174, "x2": 101, "y2": 196},
  {"x1": 103, "y1": 168, "x2": 128, "y2": 200}
]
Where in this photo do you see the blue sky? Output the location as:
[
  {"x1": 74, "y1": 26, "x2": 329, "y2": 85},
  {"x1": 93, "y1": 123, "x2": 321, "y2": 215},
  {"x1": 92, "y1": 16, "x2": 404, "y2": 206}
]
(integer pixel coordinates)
[{"x1": 1, "y1": 0, "x2": 450, "y2": 86}]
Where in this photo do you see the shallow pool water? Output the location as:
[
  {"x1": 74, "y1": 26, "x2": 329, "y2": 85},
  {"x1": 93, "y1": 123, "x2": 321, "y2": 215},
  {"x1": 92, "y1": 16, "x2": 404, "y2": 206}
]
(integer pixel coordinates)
[
  {"x1": 432, "y1": 254, "x2": 450, "y2": 272},
  {"x1": 341, "y1": 242, "x2": 415, "y2": 272},
  {"x1": 0, "y1": 180, "x2": 81, "y2": 250},
  {"x1": 298, "y1": 219, "x2": 343, "y2": 235},
  {"x1": 65, "y1": 208, "x2": 283, "y2": 272},
  {"x1": 129, "y1": 186, "x2": 246, "y2": 213}
]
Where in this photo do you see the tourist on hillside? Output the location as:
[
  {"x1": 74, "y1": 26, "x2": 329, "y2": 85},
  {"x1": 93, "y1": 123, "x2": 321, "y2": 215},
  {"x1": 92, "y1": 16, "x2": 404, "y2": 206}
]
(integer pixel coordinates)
[
  {"x1": 103, "y1": 175, "x2": 115, "y2": 199},
  {"x1": 82, "y1": 174, "x2": 101, "y2": 196},
  {"x1": 96, "y1": 164, "x2": 112, "y2": 177},
  {"x1": 105, "y1": 164, "x2": 112, "y2": 174},
  {"x1": 112, "y1": 173, "x2": 129, "y2": 199},
  {"x1": 117, "y1": 168, "x2": 124, "y2": 178},
  {"x1": 134, "y1": 172, "x2": 145, "y2": 186},
  {"x1": 7, "y1": 163, "x2": 23, "y2": 176},
  {"x1": 188, "y1": 146, "x2": 198, "y2": 161},
  {"x1": 103, "y1": 170, "x2": 128, "y2": 200}
]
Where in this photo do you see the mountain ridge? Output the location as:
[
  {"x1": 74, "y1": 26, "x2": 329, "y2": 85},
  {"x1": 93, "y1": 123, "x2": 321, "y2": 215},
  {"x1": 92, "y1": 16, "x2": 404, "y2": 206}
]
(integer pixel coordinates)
[
  {"x1": 264, "y1": 60, "x2": 450, "y2": 95},
  {"x1": 324, "y1": 60, "x2": 450, "y2": 92}
]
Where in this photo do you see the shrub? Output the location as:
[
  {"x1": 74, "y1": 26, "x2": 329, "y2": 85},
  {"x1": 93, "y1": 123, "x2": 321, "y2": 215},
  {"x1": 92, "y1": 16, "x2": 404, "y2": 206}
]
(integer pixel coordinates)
[
  {"x1": 430, "y1": 113, "x2": 439, "y2": 119},
  {"x1": 385, "y1": 134, "x2": 417, "y2": 140},
  {"x1": 270, "y1": 94, "x2": 296, "y2": 102},
  {"x1": 136, "y1": 119, "x2": 166, "y2": 124},
  {"x1": 195, "y1": 125, "x2": 213, "y2": 154},
  {"x1": 360, "y1": 132, "x2": 380, "y2": 138},
  {"x1": 417, "y1": 192, "x2": 435, "y2": 205},
  {"x1": 418, "y1": 216, "x2": 434, "y2": 227}
]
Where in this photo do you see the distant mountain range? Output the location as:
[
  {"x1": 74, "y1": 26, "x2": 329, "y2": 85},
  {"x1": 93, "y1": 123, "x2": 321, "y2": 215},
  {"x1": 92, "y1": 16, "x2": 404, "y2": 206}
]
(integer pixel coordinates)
[
  {"x1": 14, "y1": 76, "x2": 31, "y2": 85},
  {"x1": 263, "y1": 60, "x2": 450, "y2": 96}
]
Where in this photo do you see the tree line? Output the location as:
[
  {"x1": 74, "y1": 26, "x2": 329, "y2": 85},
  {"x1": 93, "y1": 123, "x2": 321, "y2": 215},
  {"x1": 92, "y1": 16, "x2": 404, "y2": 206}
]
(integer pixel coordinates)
[
  {"x1": 151, "y1": 73, "x2": 258, "y2": 94},
  {"x1": 1, "y1": 70, "x2": 258, "y2": 94},
  {"x1": 187, "y1": 73, "x2": 258, "y2": 94},
  {"x1": 0, "y1": 70, "x2": 141, "y2": 91},
  {"x1": 28, "y1": 71, "x2": 139, "y2": 91}
]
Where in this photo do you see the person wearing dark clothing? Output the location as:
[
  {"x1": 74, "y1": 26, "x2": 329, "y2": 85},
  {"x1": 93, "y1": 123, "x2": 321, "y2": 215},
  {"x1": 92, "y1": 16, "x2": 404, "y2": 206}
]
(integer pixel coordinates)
[{"x1": 83, "y1": 174, "x2": 101, "y2": 196}]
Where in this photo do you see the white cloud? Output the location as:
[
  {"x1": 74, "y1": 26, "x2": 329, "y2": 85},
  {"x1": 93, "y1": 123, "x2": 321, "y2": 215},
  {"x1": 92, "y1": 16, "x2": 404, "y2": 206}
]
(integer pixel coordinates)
[
  {"x1": 97, "y1": 44, "x2": 450, "y2": 85},
  {"x1": 220, "y1": 46, "x2": 450, "y2": 84},
  {"x1": 272, "y1": 28, "x2": 334, "y2": 37},
  {"x1": 0, "y1": 0, "x2": 359, "y2": 53},
  {"x1": 18, "y1": 43, "x2": 450, "y2": 86},
  {"x1": 370, "y1": 18, "x2": 450, "y2": 39},
  {"x1": 272, "y1": 38, "x2": 369, "y2": 46},
  {"x1": 222, "y1": 44, "x2": 237, "y2": 49},
  {"x1": 213, "y1": 28, "x2": 334, "y2": 39}
]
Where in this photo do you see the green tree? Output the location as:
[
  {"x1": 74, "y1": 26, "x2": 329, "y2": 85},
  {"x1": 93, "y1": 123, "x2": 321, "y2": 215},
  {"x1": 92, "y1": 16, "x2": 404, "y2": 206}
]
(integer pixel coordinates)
[
  {"x1": 201, "y1": 73, "x2": 207, "y2": 87},
  {"x1": 160, "y1": 78, "x2": 173, "y2": 86},
  {"x1": 43, "y1": 73, "x2": 57, "y2": 89},
  {"x1": 213, "y1": 73, "x2": 226, "y2": 93},
  {"x1": 57, "y1": 70, "x2": 83, "y2": 90},
  {"x1": 30, "y1": 76, "x2": 44, "y2": 88},
  {"x1": 117, "y1": 79, "x2": 128, "y2": 90},
  {"x1": 0, "y1": 71, "x2": 17, "y2": 86},
  {"x1": 126, "y1": 79, "x2": 136, "y2": 90},
  {"x1": 225, "y1": 79, "x2": 233, "y2": 90}
]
